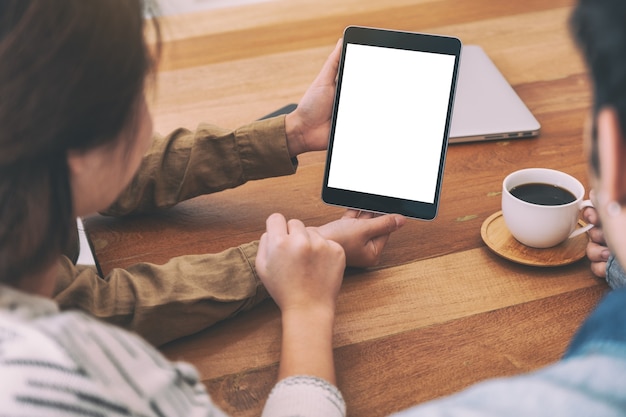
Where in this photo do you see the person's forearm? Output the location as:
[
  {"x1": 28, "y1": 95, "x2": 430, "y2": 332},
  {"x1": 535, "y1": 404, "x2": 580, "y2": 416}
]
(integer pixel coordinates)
[
  {"x1": 103, "y1": 117, "x2": 295, "y2": 216},
  {"x1": 278, "y1": 307, "x2": 336, "y2": 384},
  {"x1": 53, "y1": 243, "x2": 269, "y2": 346}
]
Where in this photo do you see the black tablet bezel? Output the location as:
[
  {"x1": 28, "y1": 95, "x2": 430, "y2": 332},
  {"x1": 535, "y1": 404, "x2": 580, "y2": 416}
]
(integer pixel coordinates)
[{"x1": 321, "y1": 26, "x2": 462, "y2": 220}]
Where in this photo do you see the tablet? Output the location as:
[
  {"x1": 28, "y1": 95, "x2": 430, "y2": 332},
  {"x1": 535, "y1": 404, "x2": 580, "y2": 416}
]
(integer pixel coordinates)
[{"x1": 322, "y1": 26, "x2": 462, "y2": 220}]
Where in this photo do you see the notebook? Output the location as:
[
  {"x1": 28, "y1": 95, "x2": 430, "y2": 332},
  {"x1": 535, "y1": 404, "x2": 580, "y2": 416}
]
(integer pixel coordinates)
[{"x1": 448, "y1": 45, "x2": 540, "y2": 143}]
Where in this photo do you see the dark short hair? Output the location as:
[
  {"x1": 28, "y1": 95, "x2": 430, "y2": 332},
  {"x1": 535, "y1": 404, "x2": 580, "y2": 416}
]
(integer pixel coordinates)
[
  {"x1": 570, "y1": 0, "x2": 626, "y2": 175},
  {"x1": 0, "y1": 0, "x2": 159, "y2": 283}
]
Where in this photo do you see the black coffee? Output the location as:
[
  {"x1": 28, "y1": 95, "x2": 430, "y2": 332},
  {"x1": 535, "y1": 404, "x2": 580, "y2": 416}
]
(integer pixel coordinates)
[{"x1": 509, "y1": 182, "x2": 577, "y2": 206}]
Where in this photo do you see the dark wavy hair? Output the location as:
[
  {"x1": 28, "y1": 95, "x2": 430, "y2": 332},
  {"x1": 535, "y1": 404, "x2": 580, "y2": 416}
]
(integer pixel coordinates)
[
  {"x1": 0, "y1": 0, "x2": 159, "y2": 283},
  {"x1": 570, "y1": 0, "x2": 626, "y2": 175}
]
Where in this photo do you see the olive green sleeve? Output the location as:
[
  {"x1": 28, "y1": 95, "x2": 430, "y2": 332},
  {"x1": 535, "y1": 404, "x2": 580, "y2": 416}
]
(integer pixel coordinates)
[
  {"x1": 57, "y1": 117, "x2": 295, "y2": 344},
  {"x1": 54, "y1": 241, "x2": 269, "y2": 346},
  {"x1": 103, "y1": 115, "x2": 297, "y2": 216}
]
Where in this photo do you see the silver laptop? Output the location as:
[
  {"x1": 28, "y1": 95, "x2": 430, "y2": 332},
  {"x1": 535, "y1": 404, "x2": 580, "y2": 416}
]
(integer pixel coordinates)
[{"x1": 449, "y1": 45, "x2": 540, "y2": 143}]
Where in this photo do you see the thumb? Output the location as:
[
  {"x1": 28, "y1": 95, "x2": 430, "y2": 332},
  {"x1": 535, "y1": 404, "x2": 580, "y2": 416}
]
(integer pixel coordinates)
[
  {"x1": 314, "y1": 38, "x2": 342, "y2": 86},
  {"x1": 362, "y1": 215, "x2": 405, "y2": 266},
  {"x1": 365, "y1": 214, "x2": 406, "y2": 237}
]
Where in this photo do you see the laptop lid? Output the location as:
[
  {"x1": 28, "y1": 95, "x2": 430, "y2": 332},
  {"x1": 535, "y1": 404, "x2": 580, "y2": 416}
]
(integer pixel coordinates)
[{"x1": 449, "y1": 45, "x2": 540, "y2": 143}]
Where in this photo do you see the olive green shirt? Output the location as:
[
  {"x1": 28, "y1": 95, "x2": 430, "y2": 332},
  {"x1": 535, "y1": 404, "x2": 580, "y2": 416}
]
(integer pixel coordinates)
[{"x1": 53, "y1": 115, "x2": 297, "y2": 346}]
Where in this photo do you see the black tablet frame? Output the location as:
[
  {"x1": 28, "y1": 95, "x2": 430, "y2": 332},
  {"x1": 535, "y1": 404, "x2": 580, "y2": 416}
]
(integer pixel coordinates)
[{"x1": 321, "y1": 26, "x2": 462, "y2": 220}]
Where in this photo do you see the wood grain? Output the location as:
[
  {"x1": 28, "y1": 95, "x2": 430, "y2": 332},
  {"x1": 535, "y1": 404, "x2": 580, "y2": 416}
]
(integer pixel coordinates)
[
  {"x1": 83, "y1": 0, "x2": 609, "y2": 415},
  {"x1": 160, "y1": 246, "x2": 602, "y2": 380},
  {"x1": 198, "y1": 285, "x2": 606, "y2": 417}
]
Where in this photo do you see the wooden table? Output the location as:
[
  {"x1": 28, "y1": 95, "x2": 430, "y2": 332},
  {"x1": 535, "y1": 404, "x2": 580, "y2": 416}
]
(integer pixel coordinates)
[{"x1": 84, "y1": 0, "x2": 609, "y2": 415}]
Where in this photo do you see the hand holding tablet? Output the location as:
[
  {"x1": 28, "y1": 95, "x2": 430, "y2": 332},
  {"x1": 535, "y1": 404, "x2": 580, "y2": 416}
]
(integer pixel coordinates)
[{"x1": 322, "y1": 26, "x2": 462, "y2": 220}]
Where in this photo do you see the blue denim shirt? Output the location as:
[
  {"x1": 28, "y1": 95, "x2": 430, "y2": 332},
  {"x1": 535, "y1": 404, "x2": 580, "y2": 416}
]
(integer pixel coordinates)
[
  {"x1": 390, "y1": 259, "x2": 626, "y2": 416},
  {"x1": 606, "y1": 254, "x2": 626, "y2": 289}
]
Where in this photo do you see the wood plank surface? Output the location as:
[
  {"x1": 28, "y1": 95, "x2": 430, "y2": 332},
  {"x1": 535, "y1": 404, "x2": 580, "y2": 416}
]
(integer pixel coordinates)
[
  {"x1": 202, "y1": 285, "x2": 606, "y2": 417},
  {"x1": 161, "y1": 247, "x2": 603, "y2": 378},
  {"x1": 84, "y1": 0, "x2": 610, "y2": 416}
]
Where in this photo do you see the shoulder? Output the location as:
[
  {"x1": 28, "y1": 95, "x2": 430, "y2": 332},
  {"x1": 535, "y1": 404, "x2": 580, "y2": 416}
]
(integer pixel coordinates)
[
  {"x1": 565, "y1": 287, "x2": 626, "y2": 359},
  {"x1": 391, "y1": 353, "x2": 626, "y2": 417},
  {"x1": 0, "y1": 309, "x2": 84, "y2": 367},
  {"x1": 0, "y1": 311, "x2": 98, "y2": 413},
  {"x1": 0, "y1": 310, "x2": 217, "y2": 416}
]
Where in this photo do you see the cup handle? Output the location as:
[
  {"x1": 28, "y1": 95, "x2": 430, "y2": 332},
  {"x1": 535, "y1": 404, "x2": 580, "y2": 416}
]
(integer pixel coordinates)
[
  {"x1": 568, "y1": 199, "x2": 594, "y2": 239},
  {"x1": 578, "y1": 199, "x2": 594, "y2": 211}
]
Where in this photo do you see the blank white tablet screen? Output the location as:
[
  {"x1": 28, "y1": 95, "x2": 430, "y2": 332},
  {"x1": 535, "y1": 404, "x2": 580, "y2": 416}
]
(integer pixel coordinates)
[{"x1": 327, "y1": 44, "x2": 456, "y2": 203}]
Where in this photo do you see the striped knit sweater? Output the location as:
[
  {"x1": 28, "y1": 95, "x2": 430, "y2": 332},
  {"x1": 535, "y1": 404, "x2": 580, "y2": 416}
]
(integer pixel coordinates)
[{"x1": 0, "y1": 284, "x2": 345, "y2": 417}]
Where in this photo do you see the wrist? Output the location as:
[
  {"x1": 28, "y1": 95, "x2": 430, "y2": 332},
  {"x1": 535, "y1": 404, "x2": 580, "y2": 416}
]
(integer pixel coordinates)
[
  {"x1": 282, "y1": 304, "x2": 336, "y2": 329},
  {"x1": 279, "y1": 305, "x2": 337, "y2": 383},
  {"x1": 285, "y1": 112, "x2": 306, "y2": 157}
]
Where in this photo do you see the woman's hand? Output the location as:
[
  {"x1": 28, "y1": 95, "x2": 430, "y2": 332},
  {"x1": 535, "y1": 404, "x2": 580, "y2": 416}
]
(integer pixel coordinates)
[
  {"x1": 256, "y1": 212, "x2": 346, "y2": 316},
  {"x1": 285, "y1": 39, "x2": 342, "y2": 157},
  {"x1": 256, "y1": 213, "x2": 346, "y2": 383},
  {"x1": 314, "y1": 210, "x2": 407, "y2": 268}
]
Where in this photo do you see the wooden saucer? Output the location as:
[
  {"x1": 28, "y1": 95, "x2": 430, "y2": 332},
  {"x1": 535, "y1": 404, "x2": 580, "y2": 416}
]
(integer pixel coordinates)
[{"x1": 481, "y1": 211, "x2": 589, "y2": 267}]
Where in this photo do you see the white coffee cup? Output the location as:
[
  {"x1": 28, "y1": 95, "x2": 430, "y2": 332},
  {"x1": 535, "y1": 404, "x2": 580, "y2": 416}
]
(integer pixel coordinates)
[{"x1": 502, "y1": 168, "x2": 593, "y2": 248}]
